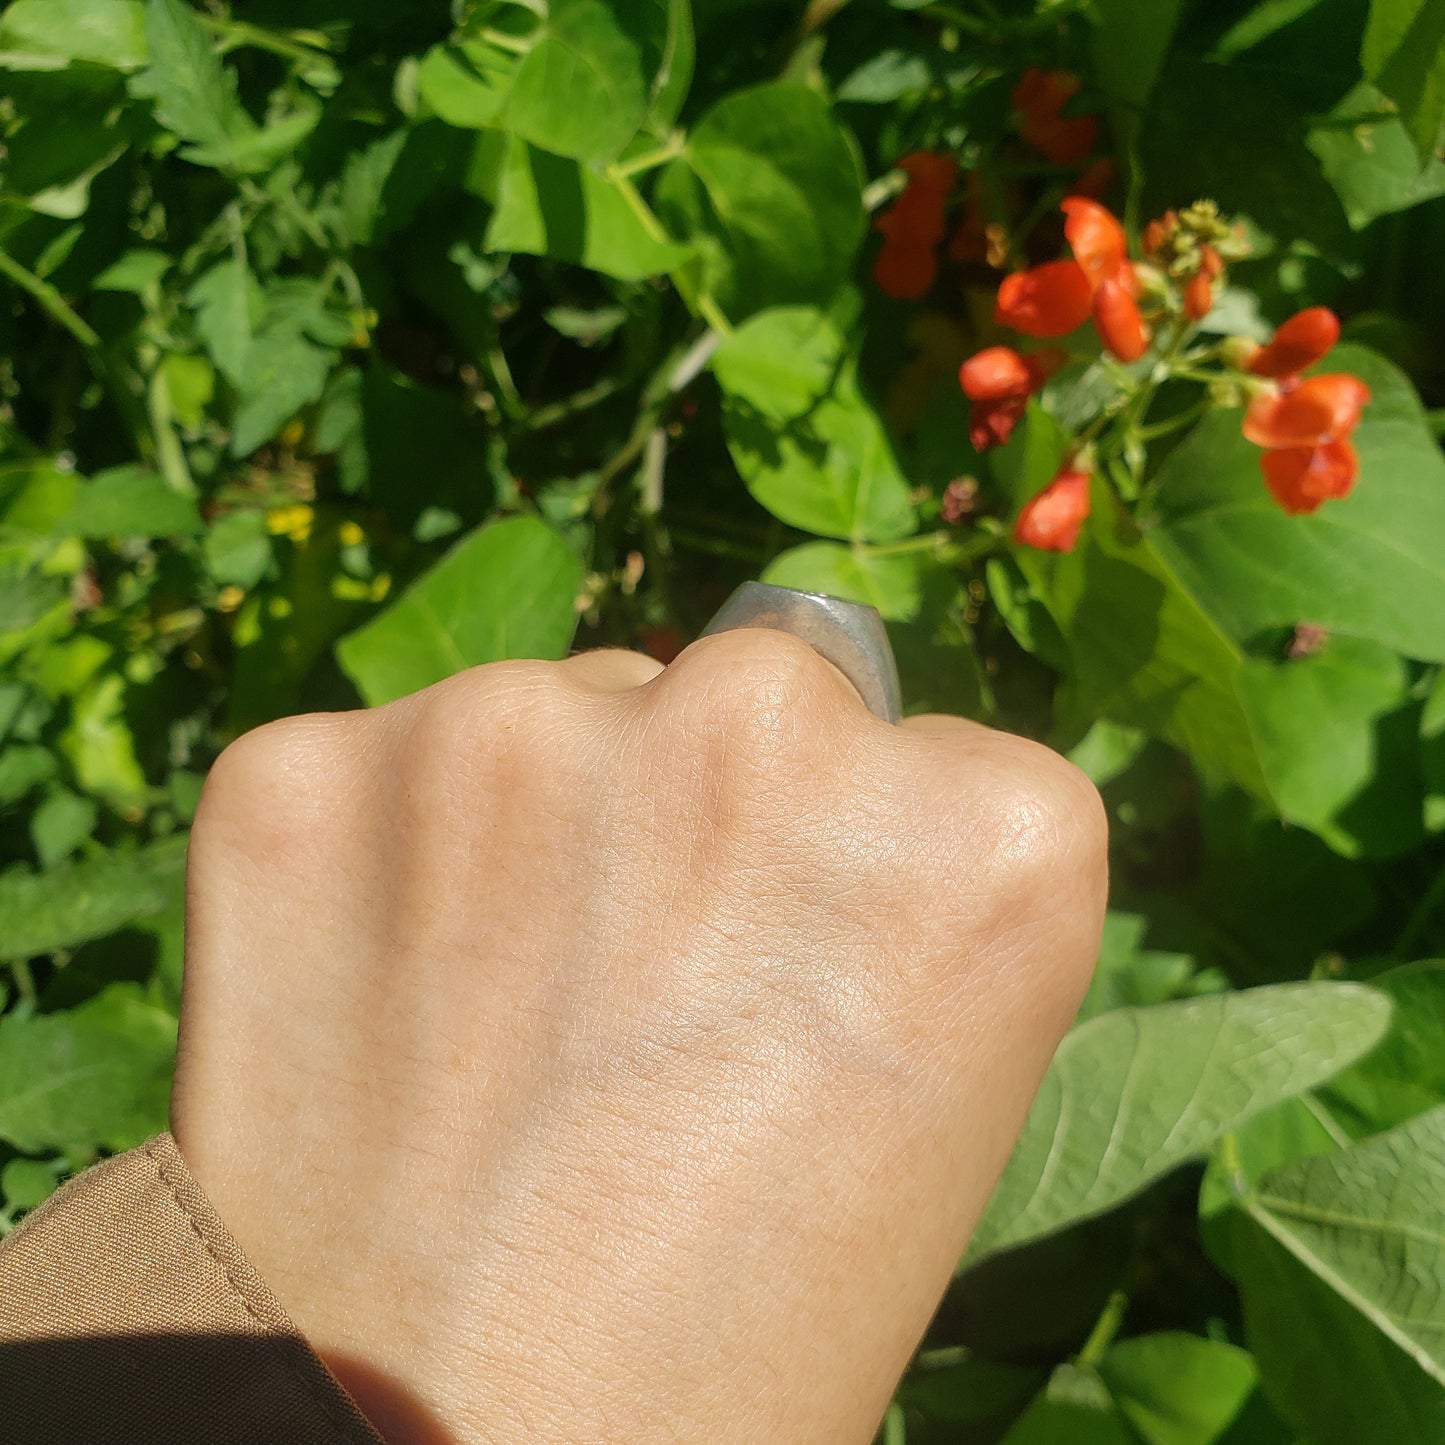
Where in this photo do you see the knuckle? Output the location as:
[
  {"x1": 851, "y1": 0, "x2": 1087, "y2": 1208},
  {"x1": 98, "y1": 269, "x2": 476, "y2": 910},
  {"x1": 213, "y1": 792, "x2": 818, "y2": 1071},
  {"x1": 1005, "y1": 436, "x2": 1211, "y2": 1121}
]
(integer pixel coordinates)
[
  {"x1": 663, "y1": 628, "x2": 840, "y2": 750},
  {"x1": 976, "y1": 733, "x2": 1108, "y2": 875},
  {"x1": 200, "y1": 712, "x2": 351, "y2": 824},
  {"x1": 403, "y1": 660, "x2": 577, "y2": 763}
]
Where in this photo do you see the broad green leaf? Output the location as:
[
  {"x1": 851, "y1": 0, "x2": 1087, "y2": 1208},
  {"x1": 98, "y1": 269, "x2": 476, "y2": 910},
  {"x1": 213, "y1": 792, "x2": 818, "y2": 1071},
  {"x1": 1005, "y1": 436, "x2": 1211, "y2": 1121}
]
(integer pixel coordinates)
[
  {"x1": 712, "y1": 307, "x2": 915, "y2": 543},
  {"x1": 1036, "y1": 482, "x2": 1266, "y2": 798},
  {"x1": 1310, "y1": 83, "x2": 1445, "y2": 228},
  {"x1": 0, "y1": 984, "x2": 176, "y2": 1153},
  {"x1": 337, "y1": 129, "x2": 409, "y2": 245},
  {"x1": 966, "y1": 983, "x2": 1392, "y2": 1265},
  {"x1": 1088, "y1": 0, "x2": 1186, "y2": 111},
  {"x1": 93, "y1": 248, "x2": 170, "y2": 294},
  {"x1": 1097, "y1": 1333, "x2": 1258, "y2": 1445},
  {"x1": 129, "y1": 0, "x2": 254, "y2": 160},
  {"x1": 229, "y1": 327, "x2": 333, "y2": 456},
  {"x1": 762, "y1": 541, "x2": 926, "y2": 621},
  {"x1": 336, "y1": 516, "x2": 583, "y2": 706},
  {"x1": 481, "y1": 134, "x2": 688, "y2": 280},
  {"x1": 0, "y1": 835, "x2": 187, "y2": 963},
  {"x1": 656, "y1": 82, "x2": 864, "y2": 318},
  {"x1": 1, "y1": 1157, "x2": 64, "y2": 1212},
  {"x1": 0, "y1": 0, "x2": 147, "y2": 71},
  {"x1": 507, "y1": 0, "x2": 672, "y2": 163},
  {"x1": 1322, "y1": 961, "x2": 1445, "y2": 1134},
  {"x1": 1237, "y1": 637, "x2": 1423, "y2": 858},
  {"x1": 1363, "y1": 0, "x2": 1445, "y2": 162},
  {"x1": 1231, "y1": 1107, "x2": 1445, "y2": 1443},
  {"x1": 417, "y1": 41, "x2": 513, "y2": 129},
  {"x1": 1151, "y1": 348, "x2": 1445, "y2": 661},
  {"x1": 55, "y1": 466, "x2": 202, "y2": 539}
]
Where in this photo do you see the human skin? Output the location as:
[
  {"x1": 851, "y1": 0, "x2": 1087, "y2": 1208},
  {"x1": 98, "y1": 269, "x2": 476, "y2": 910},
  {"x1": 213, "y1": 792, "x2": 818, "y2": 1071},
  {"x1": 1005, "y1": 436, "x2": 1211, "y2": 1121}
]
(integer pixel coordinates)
[{"x1": 170, "y1": 631, "x2": 1107, "y2": 1443}]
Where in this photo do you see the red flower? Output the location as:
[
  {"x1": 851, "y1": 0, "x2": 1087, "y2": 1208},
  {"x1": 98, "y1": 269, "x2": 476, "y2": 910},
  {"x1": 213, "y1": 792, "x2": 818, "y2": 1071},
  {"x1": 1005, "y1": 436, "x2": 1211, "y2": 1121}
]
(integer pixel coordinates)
[
  {"x1": 1243, "y1": 373, "x2": 1371, "y2": 449},
  {"x1": 959, "y1": 345, "x2": 1062, "y2": 451},
  {"x1": 1261, "y1": 439, "x2": 1360, "y2": 514},
  {"x1": 996, "y1": 199, "x2": 1149, "y2": 360},
  {"x1": 1013, "y1": 467, "x2": 1092, "y2": 552},
  {"x1": 1246, "y1": 306, "x2": 1340, "y2": 378},
  {"x1": 873, "y1": 151, "x2": 956, "y2": 299},
  {"x1": 1012, "y1": 68, "x2": 1099, "y2": 167},
  {"x1": 995, "y1": 259, "x2": 1093, "y2": 336}
]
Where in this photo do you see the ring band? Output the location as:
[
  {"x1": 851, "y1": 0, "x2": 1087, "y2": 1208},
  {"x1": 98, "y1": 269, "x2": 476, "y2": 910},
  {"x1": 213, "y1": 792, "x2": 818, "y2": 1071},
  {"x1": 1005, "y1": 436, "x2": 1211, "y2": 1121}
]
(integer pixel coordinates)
[{"x1": 700, "y1": 582, "x2": 903, "y2": 724}]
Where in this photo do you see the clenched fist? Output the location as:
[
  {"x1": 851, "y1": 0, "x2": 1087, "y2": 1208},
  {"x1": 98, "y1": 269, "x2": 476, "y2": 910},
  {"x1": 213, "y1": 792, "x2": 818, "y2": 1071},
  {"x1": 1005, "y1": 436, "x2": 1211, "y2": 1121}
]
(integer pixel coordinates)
[{"x1": 171, "y1": 632, "x2": 1106, "y2": 1442}]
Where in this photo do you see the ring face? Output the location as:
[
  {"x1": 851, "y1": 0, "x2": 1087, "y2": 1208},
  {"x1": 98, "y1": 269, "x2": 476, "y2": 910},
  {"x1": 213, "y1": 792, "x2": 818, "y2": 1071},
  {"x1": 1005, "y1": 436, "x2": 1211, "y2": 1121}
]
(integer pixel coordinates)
[{"x1": 700, "y1": 582, "x2": 903, "y2": 724}]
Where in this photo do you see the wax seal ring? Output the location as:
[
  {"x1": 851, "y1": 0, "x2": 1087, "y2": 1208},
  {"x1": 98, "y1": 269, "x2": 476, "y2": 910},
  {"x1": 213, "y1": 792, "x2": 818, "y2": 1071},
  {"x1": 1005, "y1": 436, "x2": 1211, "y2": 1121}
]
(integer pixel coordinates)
[{"x1": 701, "y1": 581, "x2": 902, "y2": 724}]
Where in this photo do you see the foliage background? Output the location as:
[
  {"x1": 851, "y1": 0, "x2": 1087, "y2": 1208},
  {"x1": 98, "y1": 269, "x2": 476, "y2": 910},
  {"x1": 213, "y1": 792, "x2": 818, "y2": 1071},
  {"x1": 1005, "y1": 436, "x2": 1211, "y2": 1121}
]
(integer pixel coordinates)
[{"x1": 2, "y1": 0, "x2": 1445, "y2": 1439}]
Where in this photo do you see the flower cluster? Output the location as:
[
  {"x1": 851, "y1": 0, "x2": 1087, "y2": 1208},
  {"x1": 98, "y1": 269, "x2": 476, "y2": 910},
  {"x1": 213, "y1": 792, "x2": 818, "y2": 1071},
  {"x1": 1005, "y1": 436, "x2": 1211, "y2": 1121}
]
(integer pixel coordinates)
[
  {"x1": 944, "y1": 193, "x2": 1371, "y2": 549},
  {"x1": 872, "y1": 152, "x2": 957, "y2": 300},
  {"x1": 1240, "y1": 308, "x2": 1369, "y2": 514}
]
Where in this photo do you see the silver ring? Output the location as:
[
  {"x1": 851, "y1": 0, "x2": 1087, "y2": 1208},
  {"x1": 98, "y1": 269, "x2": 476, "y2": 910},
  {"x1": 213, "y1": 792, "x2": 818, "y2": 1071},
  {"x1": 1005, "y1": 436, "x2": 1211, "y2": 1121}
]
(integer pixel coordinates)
[{"x1": 700, "y1": 582, "x2": 902, "y2": 724}]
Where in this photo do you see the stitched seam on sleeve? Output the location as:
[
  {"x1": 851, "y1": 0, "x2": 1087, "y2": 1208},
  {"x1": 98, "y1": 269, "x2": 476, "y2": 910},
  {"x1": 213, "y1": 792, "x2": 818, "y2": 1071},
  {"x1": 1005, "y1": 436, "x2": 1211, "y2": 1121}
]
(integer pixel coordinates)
[{"x1": 143, "y1": 1139, "x2": 373, "y2": 1445}]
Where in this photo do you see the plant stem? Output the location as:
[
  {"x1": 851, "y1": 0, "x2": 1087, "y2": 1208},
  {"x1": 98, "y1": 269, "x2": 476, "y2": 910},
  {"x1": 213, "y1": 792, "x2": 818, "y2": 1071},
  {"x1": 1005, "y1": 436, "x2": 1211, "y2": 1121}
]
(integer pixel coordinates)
[
  {"x1": 147, "y1": 365, "x2": 197, "y2": 496},
  {"x1": 198, "y1": 14, "x2": 334, "y2": 63},
  {"x1": 611, "y1": 135, "x2": 686, "y2": 178},
  {"x1": 0, "y1": 249, "x2": 101, "y2": 350},
  {"x1": 1076, "y1": 1289, "x2": 1129, "y2": 1368}
]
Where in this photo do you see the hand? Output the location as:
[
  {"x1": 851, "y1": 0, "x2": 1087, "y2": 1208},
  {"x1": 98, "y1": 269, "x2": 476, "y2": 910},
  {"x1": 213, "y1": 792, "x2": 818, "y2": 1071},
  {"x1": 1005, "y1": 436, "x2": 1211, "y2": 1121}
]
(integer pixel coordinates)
[{"x1": 171, "y1": 632, "x2": 1106, "y2": 1442}]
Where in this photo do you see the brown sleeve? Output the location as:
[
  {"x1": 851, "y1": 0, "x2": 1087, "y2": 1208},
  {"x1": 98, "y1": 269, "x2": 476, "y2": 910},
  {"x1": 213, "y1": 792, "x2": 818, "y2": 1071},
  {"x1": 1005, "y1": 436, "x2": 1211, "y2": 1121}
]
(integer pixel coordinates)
[{"x1": 0, "y1": 1134, "x2": 384, "y2": 1445}]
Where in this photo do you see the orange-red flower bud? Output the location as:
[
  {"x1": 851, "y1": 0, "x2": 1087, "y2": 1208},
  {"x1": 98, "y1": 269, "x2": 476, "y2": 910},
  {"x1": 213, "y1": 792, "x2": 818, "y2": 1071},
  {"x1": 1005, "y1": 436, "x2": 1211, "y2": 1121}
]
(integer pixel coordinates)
[
  {"x1": 1013, "y1": 467, "x2": 1092, "y2": 552},
  {"x1": 1012, "y1": 68, "x2": 1098, "y2": 167},
  {"x1": 1243, "y1": 373, "x2": 1370, "y2": 448},
  {"x1": 1199, "y1": 244, "x2": 1225, "y2": 280},
  {"x1": 873, "y1": 240, "x2": 938, "y2": 300},
  {"x1": 1093, "y1": 275, "x2": 1151, "y2": 362},
  {"x1": 1183, "y1": 270, "x2": 1213, "y2": 321},
  {"x1": 1142, "y1": 211, "x2": 1177, "y2": 260},
  {"x1": 1246, "y1": 307, "x2": 1341, "y2": 378},
  {"x1": 995, "y1": 260, "x2": 1093, "y2": 337},
  {"x1": 1261, "y1": 439, "x2": 1360, "y2": 514}
]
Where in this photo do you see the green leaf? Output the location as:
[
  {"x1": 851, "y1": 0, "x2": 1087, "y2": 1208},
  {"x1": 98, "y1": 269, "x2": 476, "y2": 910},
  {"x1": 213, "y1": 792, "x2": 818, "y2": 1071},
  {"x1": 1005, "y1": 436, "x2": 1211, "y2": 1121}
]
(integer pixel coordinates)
[
  {"x1": 481, "y1": 134, "x2": 688, "y2": 280},
  {"x1": 336, "y1": 515, "x2": 583, "y2": 706},
  {"x1": 1034, "y1": 482, "x2": 1267, "y2": 798},
  {"x1": 92, "y1": 248, "x2": 171, "y2": 294},
  {"x1": 1097, "y1": 1333, "x2": 1259, "y2": 1445},
  {"x1": 417, "y1": 41, "x2": 512, "y2": 129},
  {"x1": 0, "y1": 744, "x2": 57, "y2": 808},
  {"x1": 0, "y1": 835, "x2": 187, "y2": 963},
  {"x1": 761, "y1": 540, "x2": 926, "y2": 621},
  {"x1": 1075, "y1": 912, "x2": 1217, "y2": 1024},
  {"x1": 1002, "y1": 1364, "x2": 1135, "y2": 1445},
  {"x1": 229, "y1": 327, "x2": 334, "y2": 456},
  {"x1": 56, "y1": 466, "x2": 202, "y2": 539},
  {"x1": 1210, "y1": 0, "x2": 1334, "y2": 59},
  {"x1": 1362, "y1": 0, "x2": 1445, "y2": 163},
  {"x1": 1321, "y1": 961, "x2": 1445, "y2": 1134},
  {"x1": 30, "y1": 787, "x2": 100, "y2": 869},
  {"x1": 204, "y1": 509, "x2": 272, "y2": 589},
  {"x1": 656, "y1": 82, "x2": 865, "y2": 318},
  {"x1": 129, "y1": 0, "x2": 254, "y2": 160},
  {"x1": 1230, "y1": 1107, "x2": 1445, "y2": 1443},
  {"x1": 1237, "y1": 637, "x2": 1423, "y2": 858},
  {"x1": 712, "y1": 307, "x2": 916, "y2": 543},
  {"x1": 0, "y1": 983, "x2": 176, "y2": 1153},
  {"x1": 1151, "y1": 347, "x2": 1445, "y2": 662},
  {"x1": 60, "y1": 672, "x2": 147, "y2": 808},
  {"x1": 1088, "y1": 0, "x2": 1186, "y2": 112},
  {"x1": 966, "y1": 982, "x2": 1392, "y2": 1265},
  {"x1": 337, "y1": 128, "x2": 410, "y2": 245},
  {"x1": 507, "y1": 0, "x2": 670, "y2": 163},
  {"x1": 1310, "y1": 83, "x2": 1445, "y2": 228},
  {"x1": 1, "y1": 1157, "x2": 64, "y2": 1213},
  {"x1": 187, "y1": 260, "x2": 257, "y2": 385},
  {"x1": 0, "y1": 0, "x2": 147, "y2": 71}
]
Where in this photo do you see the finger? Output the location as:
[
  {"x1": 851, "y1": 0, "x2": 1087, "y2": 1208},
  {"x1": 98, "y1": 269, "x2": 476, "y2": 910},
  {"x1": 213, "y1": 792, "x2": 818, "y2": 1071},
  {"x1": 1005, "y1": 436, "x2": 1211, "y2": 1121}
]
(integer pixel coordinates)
[
  {"x1": 900, "y1": 712, "x2": 995, "y2": 739},
  {"x1": 559, "y1": 647, "x2": 665, "y2": 694}
]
